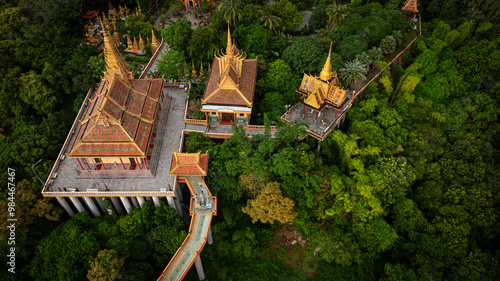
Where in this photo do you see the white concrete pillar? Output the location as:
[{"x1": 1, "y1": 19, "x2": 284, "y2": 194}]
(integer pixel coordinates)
[
  {"x1": 174, "y1": 198, "x2": 183, "y2": 217},
  {"x1": 56, "y1": 197, "x2": 75, "y2": 217},
  {"x1": 83, "y1": 197, "x2": 101, "y2": 217},
  {"x1": 145, "y1": 196, "x2": 152, "y2": 201},
  {"x1": 152, "y1": 196, "x2": 162, "y2": 207},
  {"x1": 69, "y1": 197, "x2": 86, "y2": 213},
  {"x1": 166, "y1": 196, "x2": 176, "y2": 210},
  {"x1": 95, "y1": 197, "x2": 108, "y2": 215},
  {"x1": 110, "y1": 197, "x2": 125, "y2": 215},
  {"x1": 194, "y1": 255, "x2": 205, "y2": 280},
  {"x1": 130, "y1": 197, "x2": 140, "y2": 209},
  {"x1": 176, "y1": 183, "x2": 184, "y2": 202},
  {"x1": 207, "y1": 226, "x2": 213, "y2": 245},
  {"x1": 137, "y1": 197, "x2": 146, "y2": 207},
  {"x1": 120, "y1": 197, "x2": 133, "y2": 213}
]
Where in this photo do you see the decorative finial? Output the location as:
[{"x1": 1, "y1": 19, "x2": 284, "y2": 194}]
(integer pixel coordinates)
[{"x1": 226, "y1": 22, "x2": 233, "y2": 56}]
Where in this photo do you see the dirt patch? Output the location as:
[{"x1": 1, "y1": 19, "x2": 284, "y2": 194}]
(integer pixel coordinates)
[
  {"x1": 185, "y1": 99, "x2": 205, "y2": 120},
  {"x1": 264, "y1": 224, "x2": 317, "y2": 279}
]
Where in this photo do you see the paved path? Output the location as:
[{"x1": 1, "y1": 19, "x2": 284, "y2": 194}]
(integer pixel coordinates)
[{"x1": 158, "y1": 176, "x2": 216, "y2": 281}]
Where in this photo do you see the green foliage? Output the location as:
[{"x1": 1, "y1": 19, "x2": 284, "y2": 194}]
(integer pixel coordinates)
[
  {"x1": 160, "y1": 19, "x2": 193, "y2": 56},
  {"x1": 339, "y1": 59, "x2": 368, "y2": 86},
  {"x1": 217, "y1": 0, "x2": 242, "y2": 27},
  {"x1": 270, "y1": 0, "x2": 303, "y2": 30},
  {"x1": 188, "y1": 25, "x2": 222, "y2": 64},
  {"x1": 338, "y1": 35, "x2": 368, "y2": 60},
  {"x1": 282, "y1": 37, "x2": 327, "y2": 74},
  {"x1": 156, "y1": 49, "x2": 186, "y2": 80},
  {"x1": 184, "y1": 132, "x2": 217, "y2": 153}
]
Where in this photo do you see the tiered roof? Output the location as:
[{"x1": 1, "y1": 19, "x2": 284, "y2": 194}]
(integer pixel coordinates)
[
  {"x1": 402, "y1": 0, "x2": 418, "y2": 13},
  {"x1": 68, "y1": 22, "x2": 163, "y2": 158},
  {"x1": 202, "y1": 26, "x2": 258, "y2": 107},
  {"x1": 169, "y1": 151, "x2": 209, "y2": 176},
  {"x1": 297, "y1": 45, "x2": 347, "y2": 110}
]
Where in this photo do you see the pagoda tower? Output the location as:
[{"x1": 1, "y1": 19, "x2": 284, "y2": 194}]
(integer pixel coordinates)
[
  {"x1": 151, "y1": 29, "x2": 159, "y2": 54},
  {"x1": 138, "y1": 34, "x2": 145, "y2": 51},
  {"x1": 101, "y1": 22, "x2": 133, "y2": 86},
  {"x1": 127, "y1": 33, "x2": 133, "y2": 48},
  {"x1": 132, "y1": 36, "x2": 139, "y2": 50}
]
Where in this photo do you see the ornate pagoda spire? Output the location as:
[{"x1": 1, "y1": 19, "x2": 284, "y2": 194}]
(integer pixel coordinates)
[
  {"x1": 226, "y1": 23, "x2": 233, "y2": 57},
  {"x1": 138, "y1": 34, "x2": 145, "y2": 50},
  {"x1": 151, "y1": 29, "x2": 159, "y2": 54},
  {"x1": 319, "y1": 42, "x2": 333, "y2": 81},
  {"x1": 192, "y1": 60, "x2": 198, "y2": 78},
  {"x1": 133, "y1": 36, "x2": 139, "y2": 50},
  {"x1": 101, "y1": 19, "x2": 133, "y2": 86},
  {"x1": 126, "y1": 33, "x2": 132, "y2": 48},
  {"x1": 113, "y1": 26, "x2": 120, "y2": 45}
]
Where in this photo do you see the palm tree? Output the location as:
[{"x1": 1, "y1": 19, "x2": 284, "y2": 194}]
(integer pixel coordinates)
[
  {"x1": 379, "y1": 35, "x2": 397, "y2": 54},
  {"x1": 217, "y1": 0, "x2": 242, "y2": 27},
  {"x1": 326, "y1": 1, "x2": 351, "y2": 28},
  {"x1": 259, "y1": 8, "x2": 282, "y2": 32},
  {"x1": 339, "y1": 59, "x2": 368, "y2": 87}
]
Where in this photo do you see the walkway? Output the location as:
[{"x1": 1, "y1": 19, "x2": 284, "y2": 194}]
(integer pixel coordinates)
[{"x1": 158, "y1": 176, "x2": 216, "y2": 281}]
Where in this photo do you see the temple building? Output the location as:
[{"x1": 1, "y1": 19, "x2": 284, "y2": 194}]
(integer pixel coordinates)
[
  {"x1": 402, "y1": 0, "x2": 418, "y2": 13},
  {"x1": 183, "y1": 0, "x2": 214, "y2": 11},
  {"x1": 297, "y1": 45, "x2": 348, "y2": 114},
  {"x1": 68, "y1": 25, "x2": 164, "y2": 174},
  {"x1": 281, "y1": 45, "x2": 352, "y2": 141},
  {"x1": 201, "y1": 26, "x2": 258, "y2": 126}
]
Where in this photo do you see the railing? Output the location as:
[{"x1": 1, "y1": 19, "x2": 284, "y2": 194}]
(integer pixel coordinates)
[
  {"x1": 164, "y1": 81, "x2": 191, "y2": 88},
  {"x1": 280, "y1": 34, "x2": 419, "y2": 142},
  {"x1": 42, "y1": 84, "x2": 97, "y2": 195},
  {"x1": 184, "y1": 100, "x2": 208, "y2": 125},
  {"x1": 157, "y1": 176, "x2": 217, "y2": 281},
  {"x1": 139, "y1": 39, "x2": 165, "y2": 79},
  {"x1": 42, "y1": 190, "x2": 175, "y2": 197},
  {"x1": 244, "y1": 125, "x2": 277, "y2": 131}
]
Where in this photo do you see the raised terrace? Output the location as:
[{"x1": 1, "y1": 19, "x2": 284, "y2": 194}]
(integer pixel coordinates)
[{"x1": 41, "y1": 86, "x2": 189, "y2": 198}]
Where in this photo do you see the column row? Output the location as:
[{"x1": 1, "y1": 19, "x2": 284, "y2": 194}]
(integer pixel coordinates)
[{"x1": 55, "y1": 196, "x2": 175, "y2": 217}]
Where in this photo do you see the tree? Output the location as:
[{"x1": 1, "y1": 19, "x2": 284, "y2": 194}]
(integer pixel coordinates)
[
  {"x1": 29, "y1": 213, "x2": 101, "y2": 280},
  {"x1": 156, "y1": 49, "x2": 186, "y2": 80},
  {"x1": 242, "y1": 181, "x2": 297, "y2": 224},
  {"x1": 0, "y1": 179, "x2": 62, "y2": 231},
  {"x1": 217, "y1": 0, "x2": 242, "y2": 27},
  {"x1": 18, "y1": 71, "x2": 57, "y2": 115},
  {"x1": 379, "y1": 35, "x2": 396, "y2": 54},
  {"x1": 339, "y1": 60, "x2": 368, "y2": 86},
  {"x1": 187, "y1": 26, "x2": 222, "y2": 64},
  {"x1": 282, "y1": 37, "x2": 325, "y2": 74},
  {"x1": 270, "y1": 0, "x2": 303, "y2": 30},
  {"x1": 259, "y1": 7, "x2": 282, "y2": 32},
  {"x1": 87, "y1": 249, "x2": 125, "y2": 281},
  {"x1": 326, "y1": 0, "x2": 351, "y2": 28},
  {"x1": 160, "y1": 20, "x2": 193, "y2": 56},
  {"x1": 337, "y1": 35, "x2": 368, "y2": 60}
]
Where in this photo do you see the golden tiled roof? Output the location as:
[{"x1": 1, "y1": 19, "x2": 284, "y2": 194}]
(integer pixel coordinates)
[
  {"x1": 169, "y1": 151, "x2": 209, "y2": 176},
  {"x1": 297, "y1": 48, "x2": 345, "y2": 110},
  {"x1": 402, "y1": 0, "x2": 418, "y2": 13},
  {"x1": 68, "y1": 76, "x2": 164, "y2": 158},
  {"x1": 202, "y1": 25, "x2": 257, "y2": 107}
]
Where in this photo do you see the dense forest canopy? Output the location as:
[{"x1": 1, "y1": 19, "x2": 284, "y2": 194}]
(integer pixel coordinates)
[{"x1": 1, "y1": 0, "x2": 499, "y2": 280}]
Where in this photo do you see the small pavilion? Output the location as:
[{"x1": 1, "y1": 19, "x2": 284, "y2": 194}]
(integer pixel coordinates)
[
  {"x1": 183, "y1": 0, "x2": 215, "y2": 11},
  {"x1": 296, "y1": 45, "x2": 348, "y2": 122},
  {"x1": 201, "y1": 26, "x2": 258, "y2": 126},
  {"x1": 401, "y1": 0, "x2": 419, "y2": 13}
]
